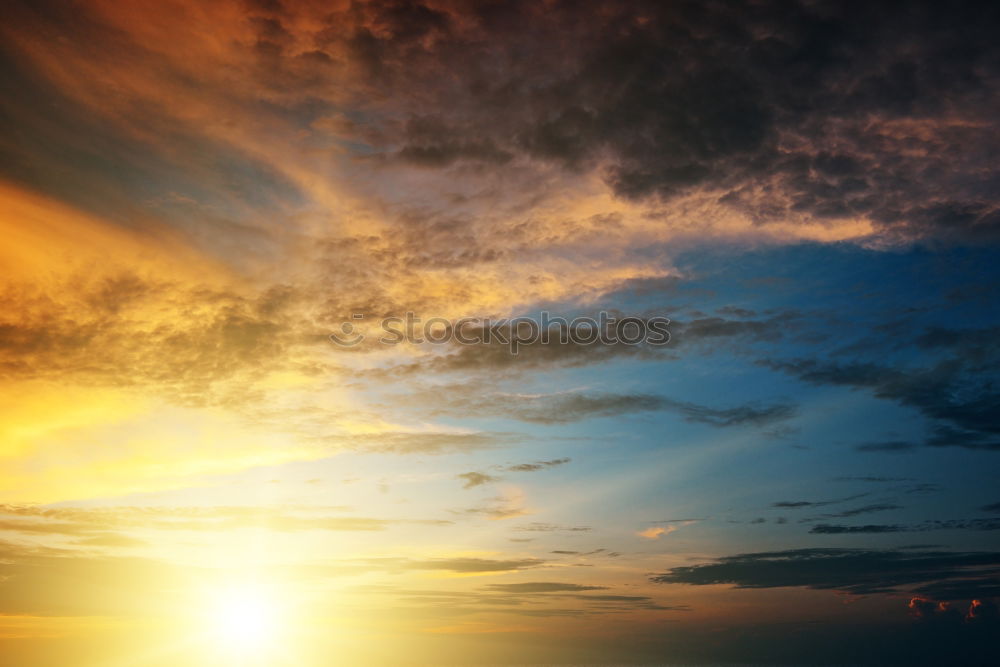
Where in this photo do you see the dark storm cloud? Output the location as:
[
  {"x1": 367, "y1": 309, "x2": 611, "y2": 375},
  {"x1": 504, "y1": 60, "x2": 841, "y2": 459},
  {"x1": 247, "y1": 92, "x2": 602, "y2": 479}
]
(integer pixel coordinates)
[
  {"x1": 651, "y1": 547, "x2": 1000, "y2": 598},
  {"x1": 309, "y1": 0, "x2": 1000, "y2": 242}
]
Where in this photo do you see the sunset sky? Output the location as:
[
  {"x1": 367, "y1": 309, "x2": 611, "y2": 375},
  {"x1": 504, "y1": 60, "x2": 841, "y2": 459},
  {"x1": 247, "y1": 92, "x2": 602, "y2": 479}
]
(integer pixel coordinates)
[{"x1": 1, "y1": 1, "x2": 999, "y2": 665}]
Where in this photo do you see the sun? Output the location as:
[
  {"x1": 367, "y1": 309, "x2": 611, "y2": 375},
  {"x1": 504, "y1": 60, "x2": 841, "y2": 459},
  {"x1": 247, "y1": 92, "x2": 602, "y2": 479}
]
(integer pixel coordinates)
[
  {"x1": 213, "y1": 589, "x2": 274, "y2": 645},
  {"x1": 203, "y1": 583, "x2": 283, "y2": 655}
]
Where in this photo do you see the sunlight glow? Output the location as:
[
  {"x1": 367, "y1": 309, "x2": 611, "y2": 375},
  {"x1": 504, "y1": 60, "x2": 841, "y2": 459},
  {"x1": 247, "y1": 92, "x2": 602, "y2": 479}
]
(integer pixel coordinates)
[{"x1": 205, "y1": 583, "x2": 282, "y2": 654}]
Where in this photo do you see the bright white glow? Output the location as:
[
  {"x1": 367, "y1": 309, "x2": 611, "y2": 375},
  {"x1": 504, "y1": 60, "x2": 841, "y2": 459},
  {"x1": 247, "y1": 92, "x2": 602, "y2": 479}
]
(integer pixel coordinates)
[{"x1": 206, "y1": 583, "x2": 281, "y2": 653}]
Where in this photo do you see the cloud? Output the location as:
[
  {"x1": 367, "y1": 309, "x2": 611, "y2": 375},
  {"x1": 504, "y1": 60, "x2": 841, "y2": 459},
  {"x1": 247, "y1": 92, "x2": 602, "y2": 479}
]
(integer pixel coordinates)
[
  {"x1": 637, "y1": 526, "x2": 668, "y2": 540},
  {"x1": 513, "y1": 523, "x2": 590, "y2": 533},
  {"x1": 456, "y1": 488, "x2": 530, "y2": 521},
  {"x1": 810, "y1": 503, "x2": 902, "y2": 520},
  {"x1": 382, "y1": 312, "x2": 803, "y2": 379},
  {"x1": 549, "y1": 549, "x2": 614, "y2": 558},
  {"x1": 483, "y1": 582, "x2": 607, "y2": 594},
  {"x1": 385, "y1": 334, "x2": 663, "y2": 376},
  {"x1": 810, "y1": 524, "x2": 904, "y2": 534},
  {"x1": 504, "y1": 458, "x2": 571, "y2": 473},
  {"x1": 855, "y1": 441, "x2": 919, "y2": 452},
  {"x1": 317, "y1": 430, "x2": 507, "y2": 455},
  {"x1": 810, "y1": 518, "x2": 1000, "y2": 535},
  {"x1": 652, "y1": 547, "x2": 1000, "y2": 598},
  {"x1": 0, "y1": 539, "x2": 548, "y2": 617},
  {"x1": 398, "y1": 557, "x2": 543, "y2": 574},
  {"x1": 638, "y1": 520, "x2": 697, "y2": 540},
  {"x1": 771, "y1": 493, "x2": 868, "y2": 509},
  {"x1": 368, "y1": 581, "x2": 688, "y2": 617},
  {"x1": 0, "y1": 504, "x2": 451, "y2": 536},
  {"x1": 456, "y1": 471, "x2": 498, "y2": 489},
  {"x1": 764, "y1": 357, "x2": 1000, "y2": 451},
  {"x1": 0, "y1": 541, "x2": 257, "y2": 617},
  {"x1": 2, "y1": 2, "x2": 998, "y2": 435},
  {"x1": 294, "y1": 0, "x2": 1000, "y2": 243},
  {"x1": 421, "y1": 389, "x2": 796, "y2": 427},
  {"x1": 456, "y1": 458, "x2": 572, "y2": 488}
]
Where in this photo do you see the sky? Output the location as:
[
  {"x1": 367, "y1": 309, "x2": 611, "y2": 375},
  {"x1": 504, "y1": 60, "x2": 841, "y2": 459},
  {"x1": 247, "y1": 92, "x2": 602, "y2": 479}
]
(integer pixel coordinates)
[{"x1": 1, "y1": 1, "x2": 999, "y2": 665}]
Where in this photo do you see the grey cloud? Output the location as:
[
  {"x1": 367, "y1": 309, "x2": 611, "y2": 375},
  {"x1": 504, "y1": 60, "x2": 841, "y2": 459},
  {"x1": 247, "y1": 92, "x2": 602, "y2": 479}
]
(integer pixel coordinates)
[
  {"x1": 833, "y1": 476, "x2": 915, "y2": 483},
  {"x1": 433, "y1": 390, "x2": 795, "y2": 427},
  {"x1": 455, "y1": 458, "x2": 572, "y2": 489},
  {"x1": 369, "y1": 582, "x2": 686, "y2": 617},
  {"x1": 856, "y1": 441, "x2": 918, "y2": 452},
  {"x1": 810, "y1": 524, "x2": 904, "y2": 534},
  {"x1": 319, "y1": 0, "x2": 1000, "y2": 243},
  {"x1": 514, "y1": 523, "x2": 590, "y2": 533},
  {"x1": 0, "y1": 504, "x2": 449, "y2": 534},
  {"x1": 504, "y1": 457, "x2": 571, "y2": 472},
  {"x1": 457, "y1": 471, "x2": 498, "y2": 489},
  {"x1": 483, "y1": 582, "x2": 606, "y2": 593},
  {"x1": 399, "y1": 557, "x2": 543, "y2": 573},
  {"x1": 652, "y1": 547, "x2": 1000, "y2": 598},
  {"x1": 765, "y1": 358, "x2": 1000, "y2": 452},
  {"x1": 320, "y1": 430, "x2": 506, "y2": 455},
  {"x1": 771, "y1": 493, "x2": 868, "y2": 509},
  {"x1": 809, "y1": 503, "x2": 902, "y2": 520},
  {"x1": 811, "y1": 519, "x2": 1000, "y2": 535}
]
